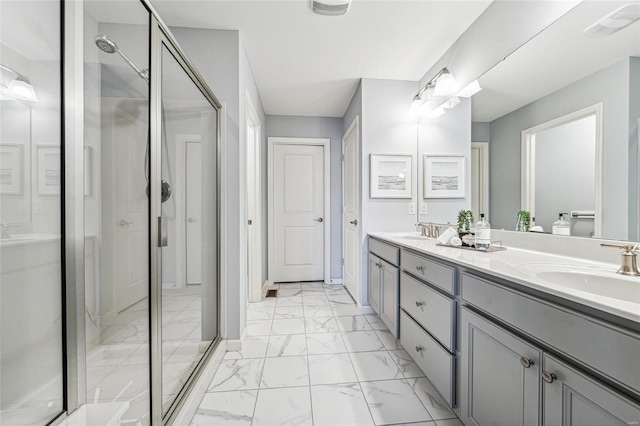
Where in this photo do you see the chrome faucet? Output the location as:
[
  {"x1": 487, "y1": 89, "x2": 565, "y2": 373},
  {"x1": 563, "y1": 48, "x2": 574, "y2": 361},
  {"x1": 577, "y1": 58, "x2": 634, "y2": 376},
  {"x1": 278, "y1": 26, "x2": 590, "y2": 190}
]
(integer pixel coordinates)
[
  {"x1": 601, "y1": 243, "x2": 640, "y2": 276},
  {"x1": 416, "y1": 222, "x2": 440, "y2": 238},
  {"x1": 0, "y1": 223, "x2": 17, "y2": 240}
]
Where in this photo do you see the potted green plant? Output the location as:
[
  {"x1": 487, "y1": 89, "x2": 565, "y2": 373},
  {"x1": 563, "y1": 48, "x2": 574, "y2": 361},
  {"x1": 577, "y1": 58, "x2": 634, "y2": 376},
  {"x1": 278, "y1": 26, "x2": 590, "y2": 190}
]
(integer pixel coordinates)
[
  {"x1": 457, "y1": 210, "x2": 475, "y2": 247},
  {"x1": 515, "y1": 210, "x2": 531, "y2": 232}
]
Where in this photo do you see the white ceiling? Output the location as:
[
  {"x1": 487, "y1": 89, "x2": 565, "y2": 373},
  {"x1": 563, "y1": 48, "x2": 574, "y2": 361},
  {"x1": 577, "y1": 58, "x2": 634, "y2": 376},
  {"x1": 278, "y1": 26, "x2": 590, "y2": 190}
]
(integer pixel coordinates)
[
  {"x1": 473, "y1": 1, "x2": 640, "y2": 122},
  {"x1": 148, "y1": 0, "x2": 492, "y2": 117}
]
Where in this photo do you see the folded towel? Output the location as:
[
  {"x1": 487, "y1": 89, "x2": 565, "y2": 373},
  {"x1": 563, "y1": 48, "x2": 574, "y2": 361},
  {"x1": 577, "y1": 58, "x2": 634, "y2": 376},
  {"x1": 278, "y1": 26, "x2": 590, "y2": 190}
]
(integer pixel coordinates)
[{"x1": 438, "y1": 227, "x2": 458, "y2": 245}]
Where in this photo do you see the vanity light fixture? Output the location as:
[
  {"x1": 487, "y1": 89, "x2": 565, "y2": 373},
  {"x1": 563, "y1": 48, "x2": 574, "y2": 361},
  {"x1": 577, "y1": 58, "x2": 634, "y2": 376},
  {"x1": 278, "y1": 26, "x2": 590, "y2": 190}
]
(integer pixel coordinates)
[
  {"x1": 456, "y1": 80, "x2": 482, "y2": 97},
  {"x1": 584, "y1": 3, "x2": 640, "y2": 37},
  {"x1": 0, "y1": 64, "x2": 38, "y2": 102},
  {"x1": 311, "y1": 0, "x2": 351, "y2": 16},
  {"x1": 443, "y1": 96, "x2": 461, "y2": 109},
  {"x1": 432, "y1": 68, "x2": 457, "y2": 97}
]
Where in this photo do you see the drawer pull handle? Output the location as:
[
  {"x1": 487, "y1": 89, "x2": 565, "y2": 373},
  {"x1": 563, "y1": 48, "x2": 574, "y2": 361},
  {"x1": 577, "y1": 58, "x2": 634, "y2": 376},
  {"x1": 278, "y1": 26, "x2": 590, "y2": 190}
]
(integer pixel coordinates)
[
  {"x1": 415, "y1": 300, "x2": 424, "y2": 307},
  {"x1": 542, "y1": 371, "x2": 557, "y2": 384},
  {"x1": 376, "y1": 262, "x2": 382, "y2": 268},
  {"x1": 416, "y1": 265, "x2": 424, "y2": 272},
  {"x1": 520, "y1": 357, "x2": 534, "y2": 369},
  {"x1": 415, "y1": 345, "x2": 423, "y2": 353}
]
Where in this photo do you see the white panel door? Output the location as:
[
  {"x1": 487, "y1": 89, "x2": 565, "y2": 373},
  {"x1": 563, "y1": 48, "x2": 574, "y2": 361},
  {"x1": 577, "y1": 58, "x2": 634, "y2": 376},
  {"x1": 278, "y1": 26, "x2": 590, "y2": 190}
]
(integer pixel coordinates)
[
  {"x1": 115, "y1": 108, "x2": 148, "y2": 312},
  {"x1": 186, "y1": 141, "x2": 202, "y2": 284},
  {"x1": 343, "y1": 123, "x2": 359, "y2": 299},
  {"x1": 273, "y1": 144, "x2": 324, "y2": 282}
]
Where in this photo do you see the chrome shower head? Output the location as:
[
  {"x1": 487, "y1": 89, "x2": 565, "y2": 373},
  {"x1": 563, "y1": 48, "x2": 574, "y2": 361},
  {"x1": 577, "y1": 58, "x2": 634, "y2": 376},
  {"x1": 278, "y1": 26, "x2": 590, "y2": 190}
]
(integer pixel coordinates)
[
  {"x1": 94, "y1": 35, "x2": 118, "y2": 54},
  {"x1": 94, "y1": 34, "x2": 149, "y2": 84}
]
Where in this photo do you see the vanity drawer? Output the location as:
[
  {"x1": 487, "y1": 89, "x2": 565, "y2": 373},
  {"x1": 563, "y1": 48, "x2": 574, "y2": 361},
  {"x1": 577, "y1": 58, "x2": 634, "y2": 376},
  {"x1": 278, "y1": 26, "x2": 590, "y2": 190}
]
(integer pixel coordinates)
[
  {"x1": 461, "y1": 272, "x2": 640, "y2": 397},
  {"x1": 369, "y1": 238, "x2": 399, "y2": 266},
  {"x1": 400, "y1": 272, "x2": 454, "y2": 351},
  {"x1": 400, "y1": 310, "x2": 455, "y2": 407},
  {"x1": 401, "y1": 250, "x2": 455, "y2": 294}
]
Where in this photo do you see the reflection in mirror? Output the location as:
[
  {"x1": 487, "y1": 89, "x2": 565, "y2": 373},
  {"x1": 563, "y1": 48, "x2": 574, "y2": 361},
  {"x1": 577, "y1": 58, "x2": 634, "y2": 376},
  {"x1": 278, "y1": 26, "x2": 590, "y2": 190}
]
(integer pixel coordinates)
[
  {"x1": 0, "y1": 101, "x2": 31, "y2": 225},
  {"x1": 522, "y1": 106, "x2": 599, "y2": 237},
  {"x1": 472, "y1": 1, "x2": 640, "y2": 241}
]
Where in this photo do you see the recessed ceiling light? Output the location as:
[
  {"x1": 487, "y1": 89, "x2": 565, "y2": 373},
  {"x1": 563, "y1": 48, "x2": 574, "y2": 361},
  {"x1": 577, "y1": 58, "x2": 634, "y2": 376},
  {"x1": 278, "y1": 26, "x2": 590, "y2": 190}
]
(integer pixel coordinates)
[
  {"x1": 584, "y1": 3, "x2": 640, "y2": 37},
  {"x1": 311, "y1": 0, "x2": 351, "y2": 16}
]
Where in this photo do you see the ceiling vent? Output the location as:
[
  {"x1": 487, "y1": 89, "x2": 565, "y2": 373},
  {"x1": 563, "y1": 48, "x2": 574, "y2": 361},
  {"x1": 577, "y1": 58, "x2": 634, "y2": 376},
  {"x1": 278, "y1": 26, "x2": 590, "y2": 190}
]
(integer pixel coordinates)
[
  {"x1": 583, "y1": 3, "x2": 640, "y2": 36},
  {"x1": 311, "y1": 0, "x2": 351, "y2": 16}
]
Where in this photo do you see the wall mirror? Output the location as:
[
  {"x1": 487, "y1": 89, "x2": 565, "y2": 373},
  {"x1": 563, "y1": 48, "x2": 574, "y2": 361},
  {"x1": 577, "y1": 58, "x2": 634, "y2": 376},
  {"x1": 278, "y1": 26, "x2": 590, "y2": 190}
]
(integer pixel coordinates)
[{"x1": 471, "y1": 1, "x2": 639, "y2": 241}]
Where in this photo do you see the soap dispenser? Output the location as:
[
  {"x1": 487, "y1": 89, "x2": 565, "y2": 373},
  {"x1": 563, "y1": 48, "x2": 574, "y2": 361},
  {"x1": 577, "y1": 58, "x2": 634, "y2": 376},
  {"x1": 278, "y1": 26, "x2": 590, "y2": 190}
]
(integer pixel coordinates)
[
  {"x1": 475, "y1": 214, "x2": 491, "y2": 249},
  {"x1": 552, "y1": 213, "x2": 570, "y2": 236}
]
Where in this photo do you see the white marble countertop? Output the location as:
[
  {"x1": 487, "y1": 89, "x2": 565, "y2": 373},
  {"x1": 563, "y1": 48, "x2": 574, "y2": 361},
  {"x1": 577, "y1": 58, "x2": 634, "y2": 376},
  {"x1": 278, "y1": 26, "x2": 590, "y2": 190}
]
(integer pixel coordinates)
[{"x1": 369, "y1": 232, "x2": 640, "y2": 324}]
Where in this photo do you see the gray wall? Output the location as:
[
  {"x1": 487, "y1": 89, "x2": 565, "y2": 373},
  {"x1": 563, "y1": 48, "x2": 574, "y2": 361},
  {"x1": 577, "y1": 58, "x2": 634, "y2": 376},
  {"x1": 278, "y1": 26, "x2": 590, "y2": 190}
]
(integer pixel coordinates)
[
  {"x1": 489, "y1": 58, "x2": 635, "y2": 240},
  {"x1": 265, "y1": 115, "x2": 343, "y2": 279},
  {"x1": 534, "y1": 115, "x2": 595, "y2": 237},
  {"x1": 172, "y1": 27, "x2": 267, "y2": 339},
  {"x1": 359, "y1": 78, "x2": 419, "y2": 307},
  {"x1": 472, "y1": 122, "x2": 490, "y2": 142}
]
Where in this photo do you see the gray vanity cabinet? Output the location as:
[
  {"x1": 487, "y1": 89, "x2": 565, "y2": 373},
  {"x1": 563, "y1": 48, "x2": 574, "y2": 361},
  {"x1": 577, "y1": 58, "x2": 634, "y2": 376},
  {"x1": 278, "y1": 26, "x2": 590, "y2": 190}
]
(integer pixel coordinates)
[
  {"x1": 543, "y1": 355, "x2": 640, "y2": 426},
  {"x1": 460, "y1": 307, "x2": 541, "y2": 426},
  {"x1": 368, "y1": 253, "x2": 382, "y2": 314},
  {"x1": 368, "y1": 238, "x2": 400, "y2": 337}
]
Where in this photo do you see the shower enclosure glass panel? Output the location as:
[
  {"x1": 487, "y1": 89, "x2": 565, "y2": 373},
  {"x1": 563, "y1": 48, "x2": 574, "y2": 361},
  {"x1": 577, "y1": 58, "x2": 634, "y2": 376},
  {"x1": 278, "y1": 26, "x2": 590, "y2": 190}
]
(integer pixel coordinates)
[
  {"x1": 0, "y1": 1, "x2": 64, "y2": 424},
  {"x1": 83, "y1": 2, "x2": 151, "y2": 424},
  {"x1": 160, "y1": 44, "x2": 218, "y2": 416}
]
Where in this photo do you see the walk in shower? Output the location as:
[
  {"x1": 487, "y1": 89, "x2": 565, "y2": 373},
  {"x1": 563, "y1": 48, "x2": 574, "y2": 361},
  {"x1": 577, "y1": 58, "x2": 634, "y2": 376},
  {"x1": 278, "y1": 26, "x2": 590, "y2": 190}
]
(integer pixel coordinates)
[
  {"x1": 84, "y1": 1, "x2": 221, "y2": 424},
  {"x1": 0, "y1": 0, "x2": 222, "y2": 424}
]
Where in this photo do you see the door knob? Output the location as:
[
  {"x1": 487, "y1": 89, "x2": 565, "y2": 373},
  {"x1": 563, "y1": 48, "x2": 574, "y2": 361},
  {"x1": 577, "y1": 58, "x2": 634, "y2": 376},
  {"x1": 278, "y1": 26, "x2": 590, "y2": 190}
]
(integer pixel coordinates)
[
  {"x1": 119, "y1": 220, "x2": 134, "y2": 227},
  {"x1": 314, "y1": 218, "x2": 324, "y2": 223},
  {"x1": 350, "y1": 219, "x2": 358, "y2": 225},
  {"x1": 188, "y1": 218, "x2": 198, "y2": 223}
]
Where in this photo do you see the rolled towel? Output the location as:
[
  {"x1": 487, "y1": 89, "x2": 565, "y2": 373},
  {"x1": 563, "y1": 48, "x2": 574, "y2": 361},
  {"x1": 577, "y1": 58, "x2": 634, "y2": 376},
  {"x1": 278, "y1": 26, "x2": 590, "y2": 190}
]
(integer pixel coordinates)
[
  {"x1": 530, "y1": 226, "x2": 544, "y2": 233},
  {"x1": 449, "y1": 236, "x2": 462, "y2": 247},
  {"x1": 438, "y1": 227, "x2": 458, "y2": 245}
]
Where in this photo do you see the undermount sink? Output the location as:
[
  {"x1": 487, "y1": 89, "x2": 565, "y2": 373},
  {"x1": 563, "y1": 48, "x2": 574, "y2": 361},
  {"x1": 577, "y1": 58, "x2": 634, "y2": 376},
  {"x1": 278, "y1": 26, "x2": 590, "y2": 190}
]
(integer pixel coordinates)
[
  {"x1": 397, "y1": 235, "x2": 430, "y2": 241},
  {"x1": 534, "y1": 269, "x2": 640, "y2": 303}
]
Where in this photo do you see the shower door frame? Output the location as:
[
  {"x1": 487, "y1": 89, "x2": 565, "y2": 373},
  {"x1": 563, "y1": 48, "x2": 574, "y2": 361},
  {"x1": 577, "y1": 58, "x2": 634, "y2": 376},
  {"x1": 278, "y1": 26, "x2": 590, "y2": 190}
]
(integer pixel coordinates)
[{"x1": 148, "y1": 10, "x2": 223, "y2": 426}]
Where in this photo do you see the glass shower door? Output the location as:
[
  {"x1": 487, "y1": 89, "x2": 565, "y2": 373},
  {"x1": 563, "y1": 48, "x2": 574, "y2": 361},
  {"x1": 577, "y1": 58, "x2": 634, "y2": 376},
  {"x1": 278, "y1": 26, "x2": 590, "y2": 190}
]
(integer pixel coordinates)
[
  {"x1": 0, "y1": 1, "x2": 64, "y2": 424},
  {"x1": 158, "y1": 42, "x2": 219, "y2": 418}
]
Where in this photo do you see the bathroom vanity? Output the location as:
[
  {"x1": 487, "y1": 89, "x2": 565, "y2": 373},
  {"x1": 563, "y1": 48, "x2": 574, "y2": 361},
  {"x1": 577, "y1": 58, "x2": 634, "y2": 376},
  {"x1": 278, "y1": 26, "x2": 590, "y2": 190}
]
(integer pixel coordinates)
[{"x1": 367, "y1": 232, "x2": 640, "y2": 425}]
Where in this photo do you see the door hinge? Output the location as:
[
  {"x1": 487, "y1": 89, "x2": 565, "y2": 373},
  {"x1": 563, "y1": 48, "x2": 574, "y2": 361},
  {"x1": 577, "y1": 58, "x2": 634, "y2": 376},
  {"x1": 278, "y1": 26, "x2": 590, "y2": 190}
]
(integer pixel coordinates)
[
  {"x1": 342, "y1": 258, "x2": 345, "y2": 265},
  {"x1": 342, "y1": 154, "x2": 345, "y2": 161}
]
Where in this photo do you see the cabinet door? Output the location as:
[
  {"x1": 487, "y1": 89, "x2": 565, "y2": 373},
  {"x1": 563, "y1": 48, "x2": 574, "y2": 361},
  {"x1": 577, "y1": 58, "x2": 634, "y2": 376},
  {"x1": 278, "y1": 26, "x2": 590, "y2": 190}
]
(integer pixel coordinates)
[
  {"x1": 543, "y1": 354, "x2": 640, "y2": 426},
  {"x1": 368, "y1": 253, "x2": 381, "y2": 315},
  {"x1": 379, "y1": 259, "x2": 399, "y2": 337},
  {"x1": 460, "y1": 308, "x2": 541, "y2": 426}
]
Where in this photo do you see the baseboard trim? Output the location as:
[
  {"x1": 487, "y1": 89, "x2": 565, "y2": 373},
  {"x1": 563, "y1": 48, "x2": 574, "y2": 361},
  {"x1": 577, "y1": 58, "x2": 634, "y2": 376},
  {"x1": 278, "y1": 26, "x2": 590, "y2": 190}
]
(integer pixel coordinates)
[
  {"x1": 226, "y1": 339, "x2": 242, "y2": 351},
  {"x1": 360, "y1": 306, "x2": 375, "y2": 315}
]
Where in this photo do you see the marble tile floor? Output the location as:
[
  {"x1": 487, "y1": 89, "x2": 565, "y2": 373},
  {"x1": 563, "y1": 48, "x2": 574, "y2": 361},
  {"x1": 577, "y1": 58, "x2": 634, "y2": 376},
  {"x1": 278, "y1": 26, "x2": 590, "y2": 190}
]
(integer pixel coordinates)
[
  {"x1": 86, "y1": 285, "x2": 212, "y2": 425},
  {"x1": 190, "y1": 282, "x2": 463, "y2": 426}
]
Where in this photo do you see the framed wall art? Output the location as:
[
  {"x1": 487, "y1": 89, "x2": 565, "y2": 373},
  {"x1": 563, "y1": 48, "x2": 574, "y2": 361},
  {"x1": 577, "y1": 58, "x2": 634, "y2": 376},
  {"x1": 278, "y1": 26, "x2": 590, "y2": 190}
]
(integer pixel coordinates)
[
  {"x1": 370, "y1": 154, "x2": 413, "y2": 199},
  {"x1": 423, "y1": 155, "x2": 465, "y2": 199},
  {"x1": 37, "y1": 145, "x2": 61, "y2": 195}
]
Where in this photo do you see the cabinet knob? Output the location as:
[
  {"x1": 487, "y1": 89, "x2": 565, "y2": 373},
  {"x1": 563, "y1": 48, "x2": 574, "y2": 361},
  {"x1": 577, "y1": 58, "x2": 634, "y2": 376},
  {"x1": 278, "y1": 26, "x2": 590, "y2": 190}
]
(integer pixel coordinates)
[
  {"x1": 415, "y1": 300, "x2": 424, "y2": 307},
  {"x1": 376, "y1": 262, "x2": 382, "y2": 268},
  {"x1": 415, "y1": 345, "x2": 423, "y2": 353},
  {"x1": 416, "y1": 265, "x2": 424, "y2": 272},
  {"x1": 542, "y1": 371, "x2": 557, "y2": 383},
  {"x1": 520, "y1": 357, "x2": 534, "y2": 369}
]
